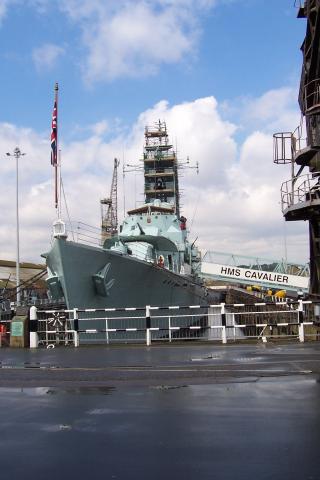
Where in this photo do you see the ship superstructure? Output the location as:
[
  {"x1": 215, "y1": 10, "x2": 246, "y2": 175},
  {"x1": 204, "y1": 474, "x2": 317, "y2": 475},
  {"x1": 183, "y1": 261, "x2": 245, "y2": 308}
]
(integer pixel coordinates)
[{"x1": 111, "y1": 121, "x2": 198, "y2": 275}]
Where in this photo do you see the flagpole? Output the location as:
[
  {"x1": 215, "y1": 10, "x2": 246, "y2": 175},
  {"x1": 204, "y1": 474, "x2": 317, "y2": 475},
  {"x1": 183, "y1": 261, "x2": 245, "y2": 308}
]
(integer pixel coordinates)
[
  {"x1": 54, "y1": 82, "x2": 59, "y2": 211},
  {"x1": 58, "y1": 149, "x2": 62, "y2": 218}
]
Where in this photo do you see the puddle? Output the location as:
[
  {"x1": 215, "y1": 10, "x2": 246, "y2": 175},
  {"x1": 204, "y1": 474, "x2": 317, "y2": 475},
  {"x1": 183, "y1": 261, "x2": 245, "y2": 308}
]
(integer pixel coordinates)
[
  {"x1": 191, "y1": 354, "x2": 221, "y2": 362},
  {"x1": 150, "y1": 385, "x2": 188, "y2": 390},
  {"x1": 45, "y1": 386, "x2": 115, "y2": 396},
  {"x1": 0, "y1": 386, "x2": 115, "y2": 396},
  {"x1": 0, "y1": 362, "x2": 60, "y2": 370},
  {"x1": 235, "y1": 356, "x2": 265, "y2": 363},
  {"x1": 41, "y1": 424, "x2": 73, "y2": 432},
  {"x1": 88, "y1": 408, "x2": 119, "y2": 415}
]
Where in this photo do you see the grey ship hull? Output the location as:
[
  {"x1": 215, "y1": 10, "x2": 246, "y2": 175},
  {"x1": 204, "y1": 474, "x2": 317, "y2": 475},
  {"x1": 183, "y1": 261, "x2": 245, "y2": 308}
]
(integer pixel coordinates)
[{"x1": 46, "y1": 238, "x2": 221, "y2": 310}]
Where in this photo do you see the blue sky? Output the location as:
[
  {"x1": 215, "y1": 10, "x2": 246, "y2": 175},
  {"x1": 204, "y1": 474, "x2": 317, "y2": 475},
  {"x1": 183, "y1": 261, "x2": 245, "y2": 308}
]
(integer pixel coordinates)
[
  {"x1": 0, "y1": 0, "x2": 310, "y2": 264},
  {"x1": 0, "y1": 1, "x2": 304, "y2": 134}
]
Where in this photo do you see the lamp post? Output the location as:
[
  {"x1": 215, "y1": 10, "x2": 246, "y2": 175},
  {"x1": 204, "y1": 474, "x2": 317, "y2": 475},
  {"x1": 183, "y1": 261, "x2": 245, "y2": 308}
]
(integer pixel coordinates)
[{"x1": 6, "y1": 147, "x2": 26, "y2": 306}]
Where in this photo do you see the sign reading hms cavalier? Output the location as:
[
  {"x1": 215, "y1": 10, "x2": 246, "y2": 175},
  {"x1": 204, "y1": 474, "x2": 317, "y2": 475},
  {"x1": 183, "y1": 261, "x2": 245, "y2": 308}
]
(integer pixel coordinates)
[{"x1": 201, "y1": 263, "x2": 309, "y2": 290}]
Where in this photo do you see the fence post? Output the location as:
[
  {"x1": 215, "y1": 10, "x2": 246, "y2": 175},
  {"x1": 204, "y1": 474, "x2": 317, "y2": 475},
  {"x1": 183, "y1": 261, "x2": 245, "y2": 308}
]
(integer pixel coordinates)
[
  {"x1": 221, "y1": 302, "x2": 227, "y2": 344},
  {"x1": 232, "y1": 313, "x2": 236, "y2": 341},
  {"x1": 105, "y1": 317, "x2": 109, "y2": 344},
  {"x1": 298, "y1": 299, "x2": 305, "y2": 343},
  {"x1": 146, "y1": 305, "x2": 151, "y2": 346},
  {"x1": 73, "y1": 308, "x2": 79, "y2": 347},
  {"x1": 29, "y1": 306, "x2": 39, "y2": 348},
  {"x1": 168, "y1": 316, "x2": 172, "y2": 343}
]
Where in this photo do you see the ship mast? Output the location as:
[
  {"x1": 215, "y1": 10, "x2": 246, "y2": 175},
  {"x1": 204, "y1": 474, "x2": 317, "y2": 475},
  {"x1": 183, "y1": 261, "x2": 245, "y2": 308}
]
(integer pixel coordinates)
[
  {"x1": 123, "y1": 120, "x2": 198, "y2": 215},
  {"x1": 143, "y1": 120, "x2": 180, "y2": 216},
  {"x1": 100, "y1": 158, "x2": 120, "y2": 243}
]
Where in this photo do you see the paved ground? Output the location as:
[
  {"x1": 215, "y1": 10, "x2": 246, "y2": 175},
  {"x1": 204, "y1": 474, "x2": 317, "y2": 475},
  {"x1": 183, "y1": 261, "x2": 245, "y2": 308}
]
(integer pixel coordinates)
[
  {"x1": 1, "y1": 342, "x2": 320, "y2": 479},
  {"x1": 0, "y1": 342, "x2": 319, "y2": 386}
]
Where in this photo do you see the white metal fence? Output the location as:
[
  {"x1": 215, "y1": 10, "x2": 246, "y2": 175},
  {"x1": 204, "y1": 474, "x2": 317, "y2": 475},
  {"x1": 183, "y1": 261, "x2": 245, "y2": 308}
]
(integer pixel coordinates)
[{"x1": 25, "y1": 299, "x2": 320, "y2": 348}]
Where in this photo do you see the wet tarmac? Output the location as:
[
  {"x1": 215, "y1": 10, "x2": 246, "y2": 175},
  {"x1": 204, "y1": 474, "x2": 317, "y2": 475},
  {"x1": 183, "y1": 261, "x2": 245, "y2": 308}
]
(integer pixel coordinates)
[{"x1": 1, "y1": 343, "x2": 320, "y2": 479}]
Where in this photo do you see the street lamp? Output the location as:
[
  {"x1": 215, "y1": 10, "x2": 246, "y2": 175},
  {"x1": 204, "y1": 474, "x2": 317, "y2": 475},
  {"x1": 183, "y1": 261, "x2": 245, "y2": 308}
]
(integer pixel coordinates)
[{"x1": 6, "y1": 147, "x2": 26, "y2": 306}]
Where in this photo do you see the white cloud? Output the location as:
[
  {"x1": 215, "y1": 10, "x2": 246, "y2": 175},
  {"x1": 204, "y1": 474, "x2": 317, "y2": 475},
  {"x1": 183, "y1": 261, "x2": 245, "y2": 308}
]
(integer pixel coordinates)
[
  {"x1": 0, "y1": 89, "x2": 309, "y2": 266},
  {"x1": 56, "y1": 0, "x2": 216, "y2": 83},
  {"x1": 221, "y1": 86, "x2": 301, "y2": 135},
  {"x1": 0, "y1": 0, "x2": 237, "y2": 83},
  {"x1": 0, "y1": 0, "x2": 9, "y2": 23},
  {"x1": 90, "y1": 120, "x2": 109, "y2": 137},
  {"x1": 32, "y1": 43, "x2": 65, "y2": 71},
  {"x1": 0, "y1": 121, "x2": 112, "y2": 261}
]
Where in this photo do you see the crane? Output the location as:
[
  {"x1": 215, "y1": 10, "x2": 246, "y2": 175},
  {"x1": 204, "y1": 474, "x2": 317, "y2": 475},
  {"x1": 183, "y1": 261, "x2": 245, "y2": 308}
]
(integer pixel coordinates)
[
  {"x1": 274, "y1": 1, "x2": 320, "y2": 297},
  {"x1": 100, "y1": 158, "x2": 120, "y2": 244}
]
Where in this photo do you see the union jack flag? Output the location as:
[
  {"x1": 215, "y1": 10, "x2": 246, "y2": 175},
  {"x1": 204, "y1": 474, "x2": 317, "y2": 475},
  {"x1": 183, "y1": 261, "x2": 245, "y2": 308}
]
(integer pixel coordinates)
[{"x1": 51, "y1": 100, "x2": 57, "y2": 166}]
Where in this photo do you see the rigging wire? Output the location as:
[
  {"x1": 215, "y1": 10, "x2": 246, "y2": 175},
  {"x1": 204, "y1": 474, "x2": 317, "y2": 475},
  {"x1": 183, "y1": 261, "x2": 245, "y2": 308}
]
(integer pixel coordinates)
[
  {"x1": 122, "y1": 148, "x2": 126, "y2": 218},
  {"x1": 61, "y1": 177, "x2": 75, "y2": 241},
  {"x1": 189, "y1": 194, "x2": 200, "y2": 233},
  {"x1": 58, "y1": 149, "x2": 62, "y2": 219}
]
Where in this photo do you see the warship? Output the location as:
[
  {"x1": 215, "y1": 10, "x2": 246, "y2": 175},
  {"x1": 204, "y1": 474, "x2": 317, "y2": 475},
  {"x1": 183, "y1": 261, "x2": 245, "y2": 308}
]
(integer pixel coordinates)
[{"x1": 44, "y1": 121, "x2": 222, "y2": 310}]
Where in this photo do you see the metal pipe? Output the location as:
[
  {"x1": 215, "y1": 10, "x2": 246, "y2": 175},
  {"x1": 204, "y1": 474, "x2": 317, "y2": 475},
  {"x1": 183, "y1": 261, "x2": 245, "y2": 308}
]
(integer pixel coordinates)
[
  {"x1": 6, "y1": 147, "x2": 26, "y2": 306},
  {"x1": 15, "y1": 151, "x2": 20, "y2": 305}
]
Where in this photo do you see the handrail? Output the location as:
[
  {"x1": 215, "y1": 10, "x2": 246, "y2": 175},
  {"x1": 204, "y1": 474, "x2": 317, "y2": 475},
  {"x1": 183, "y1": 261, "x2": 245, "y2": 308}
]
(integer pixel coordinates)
[
  {"x1": 281, "y1": 172, "x2": 320, "y2": 211},
  {"x1": 304, "y1": 78, "x2": 320, "y2": 112}
]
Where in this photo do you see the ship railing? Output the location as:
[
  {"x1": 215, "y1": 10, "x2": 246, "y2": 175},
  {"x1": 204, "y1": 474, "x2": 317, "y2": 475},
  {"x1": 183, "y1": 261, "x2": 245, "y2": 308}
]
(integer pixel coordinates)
[
  {"x1": 143, "y1": 152, "x2": 175, "y2": 160},
  {"x1": 65, "y1": 222, "x2": 102, "y2": 247},
  {"x1": 125, "y1": 243, "x2": 179, "y2": 272},
  {"x1": 280, "y1": 172, "x2": 320, "y2": 212},
  {"x1": 145, "y1": 182, "x2": 174, "y2": 191},
  {"x1": 58, "y1": 223, "x2": 178, "y2": 270},
  {"x1": 145, "y1": 168, "x2": 174, "y2": 175},
  {"x1": 26, "y1": 299, "x2": 320, "y2": 347}
]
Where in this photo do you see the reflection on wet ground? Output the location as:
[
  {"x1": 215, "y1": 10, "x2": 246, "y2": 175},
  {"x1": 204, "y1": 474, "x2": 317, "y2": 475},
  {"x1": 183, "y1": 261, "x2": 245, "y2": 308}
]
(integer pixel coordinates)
[
  {"x1": 0, "y1": 344, "x2": 320, "y2": 479},
  {"x1": 0, "y1": 343, "x2": 319, "y2": 387}
]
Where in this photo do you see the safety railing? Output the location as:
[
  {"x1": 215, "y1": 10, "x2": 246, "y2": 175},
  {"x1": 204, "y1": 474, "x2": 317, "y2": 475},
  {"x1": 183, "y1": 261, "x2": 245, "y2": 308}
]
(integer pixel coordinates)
[
  {"x1": 304, "y1": 78, "x2": 320, "y2": 113},
  {"x1": 145, "y1": 183, "x2": 174, "y2": 192},
  {"x1": 60, "y1": 221, "x2": 180, "y2": 269},
  {"x1": 273, "y1": 127, "x2": 308, "y2": 164},
  {"x1": 273, "y1": 132, "x2": 294, "y2": 164},
  {"x1": 145, "y1": 168, "x2": 174, "y2": 175},
  {"x1": 67, "y1": 221, "x2": 101, "y2": 246},
  {"x1": 281, "y1": 172, "x2": 320, "y2": 212},
  {"x1": 143, "y1": 152, "x2": 175, "y2": 160},
  {"x1": 27, "y1": 300, "x2": 320, "y2": 348}
]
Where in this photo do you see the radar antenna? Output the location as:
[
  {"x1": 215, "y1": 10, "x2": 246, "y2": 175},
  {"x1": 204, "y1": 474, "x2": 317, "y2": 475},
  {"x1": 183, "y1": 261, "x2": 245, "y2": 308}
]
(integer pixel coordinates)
[{"x1": 100, "y1": 158, "x2": 120, "y2": 243}]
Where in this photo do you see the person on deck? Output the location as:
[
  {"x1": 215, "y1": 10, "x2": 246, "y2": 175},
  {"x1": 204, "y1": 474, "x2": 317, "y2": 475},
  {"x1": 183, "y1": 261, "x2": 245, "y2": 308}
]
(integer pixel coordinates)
[
  {"x1": 180, "y1": 216, "x2": 187, "y2": 230},
  {"x1": 155, "y1": 178, "x2": 164, "y2": 190},
  {"x1": 157, "y1": 255, "x2": 165, "y2": 267}
]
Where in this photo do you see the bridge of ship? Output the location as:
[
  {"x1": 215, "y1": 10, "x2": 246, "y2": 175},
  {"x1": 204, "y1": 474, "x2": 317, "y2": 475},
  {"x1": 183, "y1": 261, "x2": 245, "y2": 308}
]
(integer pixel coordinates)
[{"x1": 200, "y1": 251, "x2": 309, "y2": 293}]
